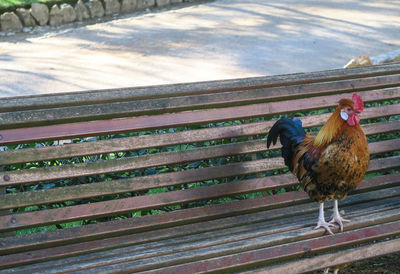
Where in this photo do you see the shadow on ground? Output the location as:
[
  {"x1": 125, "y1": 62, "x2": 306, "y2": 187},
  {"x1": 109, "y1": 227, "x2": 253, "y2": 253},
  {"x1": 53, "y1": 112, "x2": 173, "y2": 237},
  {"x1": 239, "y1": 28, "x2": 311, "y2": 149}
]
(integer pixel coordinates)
[{"x1": 0, "y1": 0, "x2": 399, "y2": 96}]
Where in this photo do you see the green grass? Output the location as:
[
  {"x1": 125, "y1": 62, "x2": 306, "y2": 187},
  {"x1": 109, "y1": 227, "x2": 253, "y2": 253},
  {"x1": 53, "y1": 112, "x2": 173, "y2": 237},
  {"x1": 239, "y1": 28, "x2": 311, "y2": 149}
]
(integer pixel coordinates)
[
  {"x1": 0, "y1": 0, "x2": 76, "y2": 13},
  {"x1": 1, "y1": 0, "x2": 42, "y2": 10}
]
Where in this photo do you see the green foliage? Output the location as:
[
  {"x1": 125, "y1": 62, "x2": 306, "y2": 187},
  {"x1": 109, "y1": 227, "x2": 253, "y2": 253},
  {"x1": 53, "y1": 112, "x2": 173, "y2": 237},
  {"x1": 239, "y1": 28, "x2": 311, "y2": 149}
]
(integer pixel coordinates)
[
  {"x1": 16, "y1": 225, "x2": 58, "y2": 235},
  {"x1": 0, "y1": 0, "x2": 76, "y2": 13}
]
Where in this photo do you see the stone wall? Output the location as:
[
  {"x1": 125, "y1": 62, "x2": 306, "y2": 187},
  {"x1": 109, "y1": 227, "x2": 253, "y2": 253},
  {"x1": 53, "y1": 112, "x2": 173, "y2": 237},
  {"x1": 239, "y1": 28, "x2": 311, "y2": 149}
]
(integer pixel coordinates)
[{"x1": 0, "y1": 0, "x2": 194, "y2": 34}]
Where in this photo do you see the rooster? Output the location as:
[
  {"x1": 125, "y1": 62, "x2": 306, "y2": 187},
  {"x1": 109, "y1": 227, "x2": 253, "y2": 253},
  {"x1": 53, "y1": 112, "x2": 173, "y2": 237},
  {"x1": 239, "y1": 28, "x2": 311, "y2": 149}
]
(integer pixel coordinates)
[{"x1": 267, "y1": 93, "x2": 370, "y2": 235}]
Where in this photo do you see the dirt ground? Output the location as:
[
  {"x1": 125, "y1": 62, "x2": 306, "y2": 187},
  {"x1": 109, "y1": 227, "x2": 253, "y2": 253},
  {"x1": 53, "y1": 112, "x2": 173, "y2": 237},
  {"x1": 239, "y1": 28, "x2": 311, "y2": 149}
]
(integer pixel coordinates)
[
  {"x1": 310, "y1": 252, "x2": 400, "y2": 273},
  {"x1": 340, "y1": 252, "x2": 400, "y2": 273}
]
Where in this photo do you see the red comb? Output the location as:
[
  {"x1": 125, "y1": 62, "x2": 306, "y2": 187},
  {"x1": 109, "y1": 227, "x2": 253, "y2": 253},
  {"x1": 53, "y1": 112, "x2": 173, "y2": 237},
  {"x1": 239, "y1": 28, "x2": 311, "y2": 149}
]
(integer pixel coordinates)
[{"x1": 352, "y1": 93, "x2": 364, "y2": 113}]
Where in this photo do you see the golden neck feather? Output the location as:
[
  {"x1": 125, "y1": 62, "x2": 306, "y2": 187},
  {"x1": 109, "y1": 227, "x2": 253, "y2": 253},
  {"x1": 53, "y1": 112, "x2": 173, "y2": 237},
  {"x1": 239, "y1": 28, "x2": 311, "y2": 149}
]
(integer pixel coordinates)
[{"x1": 313, "y1": 108, "x2": 345, "y2": 148}]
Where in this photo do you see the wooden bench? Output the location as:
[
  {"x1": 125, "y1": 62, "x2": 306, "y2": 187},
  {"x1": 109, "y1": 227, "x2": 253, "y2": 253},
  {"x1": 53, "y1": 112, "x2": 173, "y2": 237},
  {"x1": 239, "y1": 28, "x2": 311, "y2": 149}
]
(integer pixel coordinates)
[{"x1": 0, "y1": 63, "x2": 399, "y2": 273}]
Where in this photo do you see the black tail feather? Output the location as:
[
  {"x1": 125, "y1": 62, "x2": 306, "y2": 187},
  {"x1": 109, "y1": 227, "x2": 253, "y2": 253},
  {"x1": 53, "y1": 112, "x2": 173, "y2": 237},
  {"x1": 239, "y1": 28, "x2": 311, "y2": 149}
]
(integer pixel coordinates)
[{"x1": 267, "y1": 118, "x2": 306, "y2": 171}]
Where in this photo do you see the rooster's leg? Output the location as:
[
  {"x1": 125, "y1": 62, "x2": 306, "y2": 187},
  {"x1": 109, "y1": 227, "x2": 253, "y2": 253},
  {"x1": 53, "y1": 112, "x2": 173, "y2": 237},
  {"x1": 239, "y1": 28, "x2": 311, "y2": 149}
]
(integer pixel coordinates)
[
  {"x1": 329, "y1": 199, "x2": 350, "y2": 232},
  {"x1": 314, "y1": 202, "x2": 335, "y2": 235},
  {"x1": 323, "y1": 268, "x2": 340, "y2": 274},
  {"x1": 323, "y1": 268, "x2": 329, "y2": 274}
]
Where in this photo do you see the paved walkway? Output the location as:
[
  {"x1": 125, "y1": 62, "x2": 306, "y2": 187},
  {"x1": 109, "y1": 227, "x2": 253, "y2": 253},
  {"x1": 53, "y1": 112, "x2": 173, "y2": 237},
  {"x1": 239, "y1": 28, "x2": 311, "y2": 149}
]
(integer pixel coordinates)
[{"x1": 1, "y1": 0, "x2": 400, "y2": 97}]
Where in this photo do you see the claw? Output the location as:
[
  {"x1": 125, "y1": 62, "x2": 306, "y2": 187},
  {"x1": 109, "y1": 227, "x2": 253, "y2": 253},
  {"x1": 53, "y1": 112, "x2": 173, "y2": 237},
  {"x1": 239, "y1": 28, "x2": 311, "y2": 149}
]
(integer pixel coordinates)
[
  {"x1": 315, "y1": 202, "x2": 336, "y2": 235},
  {"x1": 329, "y1": 200, "x2": 350, "y2": 232},
  {"x1": 329, "y1": 215, "x2": 350, "y2": 232},
  {"x1": 315, "y1": 219, "x2": 335, "y2": 235}
]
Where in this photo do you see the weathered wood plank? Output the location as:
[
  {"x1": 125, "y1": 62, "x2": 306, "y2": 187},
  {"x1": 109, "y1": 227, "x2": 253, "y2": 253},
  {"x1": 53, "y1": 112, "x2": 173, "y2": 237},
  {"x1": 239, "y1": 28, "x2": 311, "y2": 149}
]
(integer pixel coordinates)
[
  {"x1": 2, "y1": 185, "x2": 399, "y2": 258},
  {"x1": 0, "y1": 89, "x2": 398, "y2": 144},
  {"x1": 369, "y1": 139, "x2": 400, "y2": 154},
  {"x1": 1, "y1": 193, "x2": 399, "y2": 271},
  {"x1": 0, "y1": 139, "x2": 271, "y2": 186},
  {"x1": 0, "y1": 159, "x2": 286, "y2": 210},
  {"x1": 1, "y1": 63, "x2": 399, "y2": 113},
  {"x1": 0, "y1": 209, "x2": 316, "y2": 270},
  {"x1": 33, "y1": 212, "x2": 400, "y2": 273},
  {"x1": 1, "y1": 110, "x2": 398, "y2": 166},
  {"x1": 0, "y1": 173, "x2": 398, "y2": 233},
  {"x1": 136, "y1": 220, "x2": 400, "y2": 274},
  {"x1": 367, "y1": 156, "x2": 400, "y2": 172},
  {"x1": 68, "y1": 211, "x2": 400, "y2": 273},
  {"x1": 363, "y1": 119, "x2": 400, "y2": 135},
  {"x1": 248, "y1": 238, "x2": 400, "y2": 274},
  {"x1": 2, "y1": 75, "x2": 399, "y2": 129},
  {"x1": 0, "y1": 177, "x2": 304, "y2": 233},
  {"x1": 7, "y1": 204, "x2": 400, "y2": 273},
  {"x1": 0, "y1": 137, "x2": 398, "y2": 187},
  {"x1": 0, "y1": 155, "x2": 398, "y2": 211}
]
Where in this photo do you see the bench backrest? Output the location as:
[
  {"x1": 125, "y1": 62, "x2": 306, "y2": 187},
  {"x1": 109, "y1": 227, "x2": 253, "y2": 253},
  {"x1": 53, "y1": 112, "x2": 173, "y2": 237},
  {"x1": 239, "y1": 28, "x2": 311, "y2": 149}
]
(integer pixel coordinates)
[{"x1": 0, "y1": 64, "x2": 399, "y2": 256}]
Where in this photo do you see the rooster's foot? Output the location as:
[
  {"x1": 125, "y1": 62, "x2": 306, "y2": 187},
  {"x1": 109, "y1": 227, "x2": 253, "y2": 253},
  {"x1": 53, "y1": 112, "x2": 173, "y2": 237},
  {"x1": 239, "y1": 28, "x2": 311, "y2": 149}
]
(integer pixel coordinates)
[
  {"x1": 315, "y1": 202, "x2": 336, "y2": 235},
  {"x1": 329, "y1": 214, "x2": 350, "y2": 232},
  {"x1": 314, "y1": 220, "x2": 336, "y2": 235},
  {"x1": 329, "y1": 200, "x2": 350, "y2": 232}
]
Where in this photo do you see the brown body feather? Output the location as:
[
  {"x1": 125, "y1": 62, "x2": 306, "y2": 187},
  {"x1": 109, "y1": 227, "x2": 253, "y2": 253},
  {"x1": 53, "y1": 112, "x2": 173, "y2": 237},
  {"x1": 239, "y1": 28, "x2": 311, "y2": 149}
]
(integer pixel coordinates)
[{"x1": 293, "y1": 101, "x2": 370, "y2": 203}]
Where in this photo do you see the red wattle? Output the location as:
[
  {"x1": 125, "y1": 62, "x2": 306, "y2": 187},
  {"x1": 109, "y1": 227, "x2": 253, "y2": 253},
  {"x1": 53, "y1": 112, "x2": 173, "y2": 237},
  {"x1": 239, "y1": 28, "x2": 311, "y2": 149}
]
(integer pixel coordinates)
[{"x1": 347, "y1": 114, "x2": 360, "y2": 126}]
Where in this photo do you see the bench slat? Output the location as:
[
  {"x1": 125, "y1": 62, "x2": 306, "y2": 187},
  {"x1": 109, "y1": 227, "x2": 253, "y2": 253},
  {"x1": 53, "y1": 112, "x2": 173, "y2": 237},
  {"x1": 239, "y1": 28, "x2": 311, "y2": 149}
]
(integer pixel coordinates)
[
  {"x1": 17, "y1": 206, "x2": 399, "y2": 273},
  {"x1": 1, "y1": 109, "x2": 398, "y2": 166},
  {"x1": 1, "y1": 190, "x2": 399, "y2": 270},
  {"x1": 0, "y1": 183, "x2": 400, "y2": 259},
  {"x1": 1, "y1": 137, "x2": 398, "y2": 187},
  {"x1": 0, "y1": 89, "x2": 398, "y2": 144},
  {"x1": 2, "y1": 75, "x2": 399, "y2": 128},
  {"x1": 10, "y1": 206, "x2": 400, "y2": 273},
  {"x1": 1, "y1": 171, "x2": 398, "y2": 233},
  {"x1": 252, "y1": 238, "x2": 400, "y2": 274},
  {"x1": 2, "y1": 152, "x2": 397, "y2": 211},
  {"x1": 0, "y1": 159, "x2": 286, "y2": 210},
  {"x1": 137, "y1": 220, "x2": 400, "y2": 274},
  {"x1": 0, "y1": 155, "x2": 398, "y2": 211},
  {"x1": 0, "y1": 139, "x2": 272, "y2": 186},
  {"x1": 1, "y1": 64, "x2": 399, "y2": 113}
]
